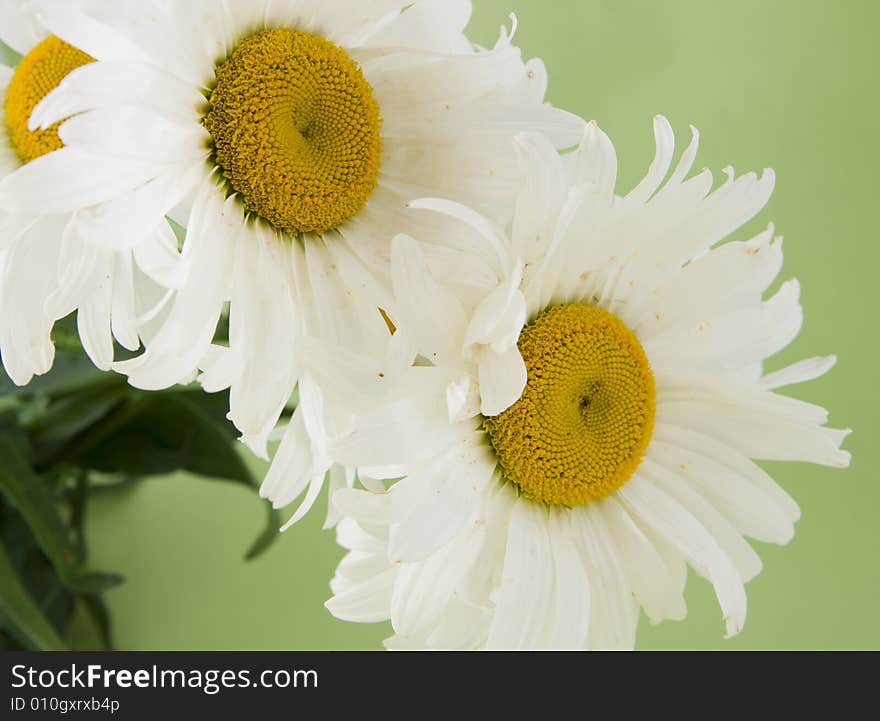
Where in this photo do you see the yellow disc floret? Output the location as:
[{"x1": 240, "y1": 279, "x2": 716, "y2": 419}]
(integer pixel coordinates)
[
  {"x1": 204, "y1": 28, "x2": 382, "y2": 235},
  {"x1": 4, "y1": 36, "x2": 94, "y2": 164},
  {"x1": 484, "y1": 304, "x2": 655, "y2": 507}
]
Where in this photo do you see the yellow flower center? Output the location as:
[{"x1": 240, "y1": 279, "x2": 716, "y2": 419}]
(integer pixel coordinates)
[
  {"x1": 4, "y1": 36, "x2": 94, "y2": 164},
  {"x1": 204, "y1": 28, "x2": 382, "y2": 235},
  {"x1": 484, "y1": 304, "x2": 656, "y2": 507}
]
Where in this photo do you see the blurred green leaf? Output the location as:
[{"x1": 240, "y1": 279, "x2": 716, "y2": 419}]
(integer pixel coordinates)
[
  {"x1": 0, "y1": 436, "x2": 121, "y2": 593},
  {"x1": 0, "y1": 436, "x2": 80, "y2": 573},
  {"x1": 78, "y1": 390, "x2": 251, "y2": 483},
  {"x1": 0, "y1": 542, "x2": 67, "y2": 650},
  {"x1": 244, "y1": 509, "x2": 282, "y2": 561},
  {"x1": 71, "y1": 388, "x2": 281, "y2": 559},
  {"x1": 28, "y1": 384, "x2": 128, "y2": 466},
  {"x1": 79, "y1": 594, "x2": 114, "y2": 650}
]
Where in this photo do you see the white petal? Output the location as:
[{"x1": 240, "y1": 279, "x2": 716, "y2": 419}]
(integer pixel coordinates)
[
  {"x1": 0, "y1": 222, "x2": 60, "y2": 384},
  {"x1": 445, "y1": 374, "x2": 481, "y2": 423},
  {"x1": 423, "y1": 600, "x2": 492, "y2": 651},
  {"x1": 626, "y1": 115, "x2": 675, "y2": 204},
  {"x1": 573, "y1": 505, "x2": 639, "y2": 650},
  {"x1": 58, "y1": 106, "x2": 206, "y2": 164},
  {"x1": 323, "y1": 464, "x2": 355, "y2": 530},
  {"x1": 478, "y1": 343, "x2": 527, "y2": 416},
  {"x1": 279, "y1": 472, "x2": 326, "y2": 531},
  {"x1": 656, "y1": 388, "x2": 851, "y2": 468},
  {"x1": 456, "y1": 478, "x2": 515, "y2": 609},
  {"x1": 332, "y1": 487, "x2": 394, "y2": 527},
  {"x1": 133, "y1": 220, "x2": 187, "y2": 289},
  {"x1": 667, "y1": 125, "x2": 701, "y2": 185},
  {"x1": 631, "y1": 228, "x2": 783, "y2": 339},
  {"x1": 464, "y1": 265, "x2": 525, "y2": 353},
  {"x1": 34, "y1": 2, "x2": 150, "y2": 63},
  {"x1": 486, "y1": 500, "x2": 554, "y2": 650},
  {"x1": 115, "y1": 182, "x2": 237, "y2": 388},
  {"x1": 59, "y1": 161, "x2": 203, "y2": 251},
  {"x1": 761, "y1": 356, "x2": 837, "y2": 389},
  {"x1": 405, "y1": 198, "x2": 510, "y2": 276},
  {"x1": 567, "y1": 120, "x2": 617, "y2": 199},
  {"x1": 0, "y1": 213, "x2": 37, "y2": 253},
  {"x1": 226, "y1": 225, "x2": 298, "y2": 454},
  {"x1": 646, "y1": 279, "x2": 803, "y2": 374},
  {"x1": 390, "y1": 234, "x2": 467, "y2": 365},
  {"x1": 654, "y1": 421, "x2": 801, "y2": 522},
  {"x1": 391, "y1": 523, "x2": 486, "y2": 639},
  {"x1": 335, "y1": 516, "x2": 386, "y2": 554},
  {"x1": 0, "y1": 3, "x2": 45, "y2": 54},
  {"x1": 0, "y1": 147, "x2": 159, "y2": 215},
  {"x1": 388, "y1": 440, "x2": 495, "y2": 562},
  {"x1": 325, "y1": 567, "x2": 397, "y2": 624},
  {"x1": 619, "y1": 475, "x2": 748, "y2": 638},
  {"x1": 511, "y1": 131, "x2": 567, "y2": 263},
  {"x1": 260, "y1": 407, "x2": 313, "y2": 507},
  {"x1": 365, "y1": 0, "x2": 471, "y2": 53},
  {"x1": 528, "y1": 183, "x2": 591, "y2": 314},
  {"x1": 295, "y1": 336, "x2": 386, "y2": 416},
  {"x1": 642, "y1": 459, "x2": 763, "y2": 582},
  {"x1": 30, "y1": 61, "x2": 204, "y2": 131},
  {"x1": 331, "y1": 392, "x2": 466, "y2": 468},
  {"x1": 601, "y1": 495, "x2": 687, "y2": 624},
  {"x1": 110, "y1": 250, "x2": 139, "y2": 351},
  {"x1": 76, "y1": 269, "x2": 114, "y2": 371},
  {"x1": 44, "y1": 219, "x2": 110, "y2": 321},
  {"x1": 649, "y1": 438, "x2": 796, "y2": 545},
  {"x1": 545, "y1": 508, "x2": 591, "y2": 649}
]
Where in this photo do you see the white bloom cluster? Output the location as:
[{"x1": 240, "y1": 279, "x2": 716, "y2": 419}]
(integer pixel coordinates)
[{"x1": 0, "y1": 0, "x2": 850, "y2": 649}]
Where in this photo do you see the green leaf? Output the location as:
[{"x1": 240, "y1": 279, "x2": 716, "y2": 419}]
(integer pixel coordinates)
[
  {"x1": 0, "y1": 436, "x2": 80, "y2": 574},
  {"x1": 79, "y1": 594, "x2": 114, "y2": 650},
  {"x1": 0, "y1": 436, "x2": 119, "y2": 593},
  {"x1": 244, "y1": 505, "x2": 283, "y2": 561},
  {"x1": 67, "y1": 571, "x2": 125, "y2": 594},
  {"x1": 0, "y1": 542, "x2": 67, "y2": 650},
  {"x1": 78, "y1": 390, "x2": 252, "y2": 484},
  {"x1": 74, "y1": 388, "x2": 281, "y2": 559},
  {"x1": 28, "y1": 384, "x2": 129, "y2": 467}
]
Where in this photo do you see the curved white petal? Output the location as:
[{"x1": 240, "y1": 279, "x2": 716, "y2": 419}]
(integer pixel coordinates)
[
  {"x1": 114, "y1": 181, "x2": 237, "y2": 388},
  {"x1": 390, "y1": 233, "x2": 467, "y2": 365},
  {"x1": 544, "y1": 507, "x2": 591, "y2": 649},
  {"x1": 388, "y1": 439, "x2": 494, "y2": 562},
  {"x1": 601, "y1": 495, "x2": 687, "y2": 624},
  {"x1": 486, "y1": 500, "x2": 554, "y2": 650},
  {"x1": 642, "y1": 459, "x2": 763, "y2": 583},
  {"x1": 0, "y1": 2, "x2": 46, "y2": 54},
  {"x1": 0, "y1": 147, "x2": 159, "y2": 215},
  {"x1": 619, "y1": 475, "x2": 748, "y2": 638},
  {"x1": 573, "y1": 505, "x2": 639, "y2": 650},
  {"x1": 477, "y1": 343, "x2": 526, "y2": 417},
  {"x1": 226, "y1": 224, "x2": 298, "y2": 455}
]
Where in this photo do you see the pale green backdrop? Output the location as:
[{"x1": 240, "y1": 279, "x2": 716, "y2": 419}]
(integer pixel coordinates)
[{"x1": 63, "y1": 0, "x2": 879, "y2": 649}]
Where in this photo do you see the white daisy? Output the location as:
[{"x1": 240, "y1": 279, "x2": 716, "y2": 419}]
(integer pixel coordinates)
[
  {"x1": 0, "y1": 0, "x2": 180, "y2": 384},
  {"x1": 322, "y1": 118, "x2": 852, "y2": 649},
  {"x1": 1, "y1": 2, "x2": 584, "y2": 529}
]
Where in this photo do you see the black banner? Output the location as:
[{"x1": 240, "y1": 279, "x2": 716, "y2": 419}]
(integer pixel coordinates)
[{"x1": 1, "y1": 650, "x2": 872, "y2": 718}]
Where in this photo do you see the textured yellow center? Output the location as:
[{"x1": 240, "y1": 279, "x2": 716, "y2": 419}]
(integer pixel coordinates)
[
  {"x1": 4, "y1": 36, "x2": 94, "y2": 163},
  {"x1": 204, "y1": 28, "x2": 382, "y2": 235},
  {"x1": 484, "y1": 304, "x2": 655, "y2": 507}
]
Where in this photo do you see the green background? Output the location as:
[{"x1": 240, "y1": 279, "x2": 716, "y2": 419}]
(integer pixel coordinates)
[{"x1": 19, "y1": 0, "x2": 878, "y2": 649}]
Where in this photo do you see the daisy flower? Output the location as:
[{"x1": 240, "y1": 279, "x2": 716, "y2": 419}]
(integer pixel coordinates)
[
  {"x1": 0, "y1": 0, "x2": 181, "y2": 384},
  {"x1": 2, "y1": 2, "x2": 584, "y2": 528},
  {"x1": 323, "y1": 119, "x2": 852, "y2": 649}
]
